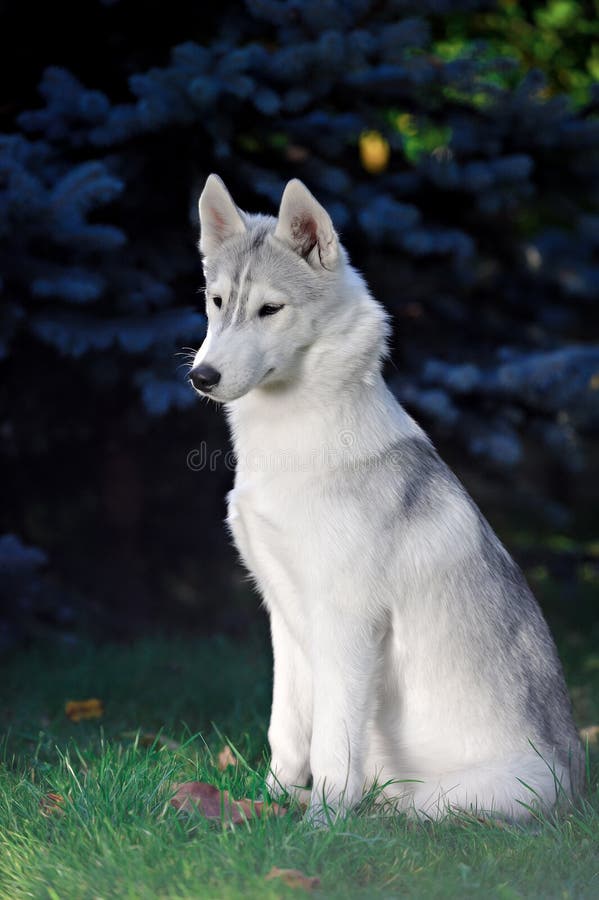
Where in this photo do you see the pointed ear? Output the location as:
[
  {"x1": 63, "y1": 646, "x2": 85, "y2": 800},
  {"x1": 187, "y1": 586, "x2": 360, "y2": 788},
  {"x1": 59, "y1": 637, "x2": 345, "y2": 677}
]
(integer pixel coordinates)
[
  {"x1": 274, "y1": 180, "x2": 339, "y2": 270},
  {"x1": 198, "y1": 174, "x2": 246, "y2": 257}
]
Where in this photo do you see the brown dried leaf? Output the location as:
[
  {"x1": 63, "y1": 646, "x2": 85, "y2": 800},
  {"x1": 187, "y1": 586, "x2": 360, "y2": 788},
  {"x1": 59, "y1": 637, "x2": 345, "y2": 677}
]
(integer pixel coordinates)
[
  {"x1": 65, "y1": 698, "x2": 103, "y2": 722},
  {"x1": 121, "y1": 730, "x2": 180, "y2": 751},
  {"x1": 170, "y1": 782, "x2": 224, "y2": 817},
  {"x1": 39, "y1": 792, "x2": 65, "y2": 817},
  {"x1": 265, "y1": 867, "x2": 320, "y2": 891},
  {"x1": 217, "y1": 745, "x2": 237, "y2": 771},
  {"x1": 226, "y1": 791, "x2": 287, "y2": 821},
  {"x1": 580, "y1": 724, "x2": 599, "y2": 744},
  {"x1": 170, "y1": 781, "x2": 287, "y2": 824}
]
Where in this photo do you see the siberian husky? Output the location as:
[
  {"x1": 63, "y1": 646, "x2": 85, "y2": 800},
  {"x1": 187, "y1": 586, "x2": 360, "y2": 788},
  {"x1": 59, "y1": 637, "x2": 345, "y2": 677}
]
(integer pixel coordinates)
[{"x1": 190, "y1": 174, "x2": 582, "y2": 822}]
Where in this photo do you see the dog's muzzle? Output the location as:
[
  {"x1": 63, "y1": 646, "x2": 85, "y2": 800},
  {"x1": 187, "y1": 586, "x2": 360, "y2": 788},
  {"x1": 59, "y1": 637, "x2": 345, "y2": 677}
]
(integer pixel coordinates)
[{"x1": 190, "y1": 364, "x2": 221, "y2": 391}]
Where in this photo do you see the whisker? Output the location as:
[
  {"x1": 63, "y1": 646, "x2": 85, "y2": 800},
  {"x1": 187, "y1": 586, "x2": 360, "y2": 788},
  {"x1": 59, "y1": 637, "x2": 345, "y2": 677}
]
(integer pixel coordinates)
[{"x1": 174, "y1": 350, "x2": 198, "y2": 365}]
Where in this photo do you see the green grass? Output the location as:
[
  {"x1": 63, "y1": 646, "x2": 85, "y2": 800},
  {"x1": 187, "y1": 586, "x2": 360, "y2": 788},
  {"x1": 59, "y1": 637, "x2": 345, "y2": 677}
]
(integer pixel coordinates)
[{"x1": 1, "y1": 626, "x2": 598, "y2": 899}]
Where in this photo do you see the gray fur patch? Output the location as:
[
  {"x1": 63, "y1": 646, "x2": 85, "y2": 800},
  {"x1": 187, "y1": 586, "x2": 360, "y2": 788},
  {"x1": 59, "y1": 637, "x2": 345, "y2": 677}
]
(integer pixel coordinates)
[
  {"x1": 204, "y1": 214, "x2": 326, "y2": 323},
  {"x1": 470, "y1": 515, "x2": 582, "y2": 778},
  {"x1": 393, "y1": 438, "x2": 456, "y2": 516},
  {"x1": 325, "y1": 437, "x2": 461, "y2": 538},
  {"x1": 206, "y1": 220, "x2": 274, "y2": 325},
  {"x1": 351, "y1": 436, "x2": 466, "y2": 519}
]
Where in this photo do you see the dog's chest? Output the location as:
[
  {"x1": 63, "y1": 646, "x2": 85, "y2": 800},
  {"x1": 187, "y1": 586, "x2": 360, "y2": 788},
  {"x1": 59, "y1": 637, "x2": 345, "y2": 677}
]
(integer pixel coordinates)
[{"x1": 227, "y1": 472, "x2": 310, "y2": 617}]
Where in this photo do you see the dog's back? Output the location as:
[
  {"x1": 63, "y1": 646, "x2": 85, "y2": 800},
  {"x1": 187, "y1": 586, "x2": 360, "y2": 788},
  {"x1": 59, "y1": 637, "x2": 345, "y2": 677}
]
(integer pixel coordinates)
[{"x1": 356, "y1": 434, "x2": 583, "y2": 813}]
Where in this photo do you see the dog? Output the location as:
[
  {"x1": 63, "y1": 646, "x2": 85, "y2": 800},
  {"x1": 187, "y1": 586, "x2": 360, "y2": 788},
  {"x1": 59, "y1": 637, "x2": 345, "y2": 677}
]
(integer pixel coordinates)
[{"x1": 189, "y1": 174, "x2": 583, "y2": 822}]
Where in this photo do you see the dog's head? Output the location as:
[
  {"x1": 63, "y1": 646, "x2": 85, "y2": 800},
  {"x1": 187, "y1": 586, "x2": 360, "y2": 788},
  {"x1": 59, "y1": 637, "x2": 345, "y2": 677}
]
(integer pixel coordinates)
[{"x1": 190, "y1": 175, "x2": 385, "y2": 403}]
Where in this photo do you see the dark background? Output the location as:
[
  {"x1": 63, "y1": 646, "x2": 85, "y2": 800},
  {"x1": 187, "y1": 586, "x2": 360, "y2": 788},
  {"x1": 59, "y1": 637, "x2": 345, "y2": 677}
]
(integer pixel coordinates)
[{"x1": 1, "y1": 0, "x2": 598, "y2": 649}]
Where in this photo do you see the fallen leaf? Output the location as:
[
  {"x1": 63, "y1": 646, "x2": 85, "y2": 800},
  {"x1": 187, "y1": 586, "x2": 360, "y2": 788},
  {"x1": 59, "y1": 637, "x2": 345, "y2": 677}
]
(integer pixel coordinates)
[
  {"x1": 217, "y1": 745, "x2": 237, "y2": 770},
  {"x1": 265, "y1": 868, "x2": 320, "y2": 891},
  {"x1": 170, "y1": 782, "x2": 223, "y2": 817},
  {"x1": 65, "y1": 698, "x2": 104, "y2": 722},
  {"x1": 170, "y1": 781, "x2": 287, "y2": 824},
  {"x1": 39, "y1": 792, "x2": 65, "y2": 817},
  {"x1": 121, "y1": 730, "x2": 180, "y2": 751},
  {"x1": 580, "y1": 724, "x2": 599, "y2": 744},
  {"x1": 228, "y1": 792, "x2": 287, "y2": 821}
]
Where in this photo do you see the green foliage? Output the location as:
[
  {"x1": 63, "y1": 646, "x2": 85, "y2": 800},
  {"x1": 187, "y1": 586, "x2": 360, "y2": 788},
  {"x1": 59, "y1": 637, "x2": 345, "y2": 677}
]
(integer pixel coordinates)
[
  {"x1": 437, "y1": 0, "x2": 599, "y2": 105},
  {"x1": 391, "y1": 112, "x2": 454, "y2": 163}
]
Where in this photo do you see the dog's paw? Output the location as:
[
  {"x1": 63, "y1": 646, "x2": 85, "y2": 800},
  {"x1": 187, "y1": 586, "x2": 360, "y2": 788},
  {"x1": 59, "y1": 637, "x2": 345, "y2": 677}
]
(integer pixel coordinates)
[
  {"x1": 304, "y1": 784, "x2": 360, "y2": 827},
  {"x1": 304, "y1": 802, "x2": 333, "y2": 829},
  {"x1": 265, "y1": 770, "x2": 310, "y2": 806},
  {"x1": 264, "y1": 769, "x2": 287, "y2": 801}
]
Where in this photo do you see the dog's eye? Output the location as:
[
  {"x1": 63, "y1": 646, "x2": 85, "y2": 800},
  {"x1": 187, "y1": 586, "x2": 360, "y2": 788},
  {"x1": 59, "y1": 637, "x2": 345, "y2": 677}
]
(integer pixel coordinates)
[
  {"x1": 212, "y1": 296, "x2": 222, "y2": 309},
  {"x1": 259, "y1": 304, "x2": 283, "y2": 318}
]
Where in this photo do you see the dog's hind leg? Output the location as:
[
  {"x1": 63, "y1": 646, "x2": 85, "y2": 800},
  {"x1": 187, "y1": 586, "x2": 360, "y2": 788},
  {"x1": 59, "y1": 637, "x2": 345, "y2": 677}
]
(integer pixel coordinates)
[{"x1": 410, "y1": 751, "x2": 573, "y2": 821}]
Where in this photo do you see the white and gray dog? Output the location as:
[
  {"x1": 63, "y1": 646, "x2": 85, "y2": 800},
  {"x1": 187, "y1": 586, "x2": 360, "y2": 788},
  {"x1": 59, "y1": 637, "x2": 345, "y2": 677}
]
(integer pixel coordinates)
[{"x1": 190, "y1": 174, "x2": 582, "y2": 822}]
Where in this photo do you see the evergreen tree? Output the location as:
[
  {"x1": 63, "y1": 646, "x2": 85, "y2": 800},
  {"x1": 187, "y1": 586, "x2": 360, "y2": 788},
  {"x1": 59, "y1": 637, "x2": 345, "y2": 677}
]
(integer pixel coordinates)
[{"x1": 1, "y1": 0, "x2": 598, "y2": 634}]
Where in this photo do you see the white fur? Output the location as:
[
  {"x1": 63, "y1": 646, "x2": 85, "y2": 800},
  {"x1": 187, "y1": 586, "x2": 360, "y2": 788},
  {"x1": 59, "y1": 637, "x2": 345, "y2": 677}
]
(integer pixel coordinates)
[
  {"x1": 199, "y1": 173, "x2": 246, "y2": 258},
  {"x1": 192, "y1": 176, "x2": 581, "y2": 823}
]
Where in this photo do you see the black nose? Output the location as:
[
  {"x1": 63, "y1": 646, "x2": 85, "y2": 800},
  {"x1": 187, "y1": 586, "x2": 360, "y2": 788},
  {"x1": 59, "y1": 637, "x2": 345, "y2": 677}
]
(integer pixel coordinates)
[{"x1": 190, "y1": 364, "x2": 221, "y2": 391}]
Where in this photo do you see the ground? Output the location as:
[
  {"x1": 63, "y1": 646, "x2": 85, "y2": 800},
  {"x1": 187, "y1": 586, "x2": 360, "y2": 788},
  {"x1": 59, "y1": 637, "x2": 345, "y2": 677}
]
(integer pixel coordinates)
[{"x1": 1, "y1": 617, "x2": 598, "y2": 899}]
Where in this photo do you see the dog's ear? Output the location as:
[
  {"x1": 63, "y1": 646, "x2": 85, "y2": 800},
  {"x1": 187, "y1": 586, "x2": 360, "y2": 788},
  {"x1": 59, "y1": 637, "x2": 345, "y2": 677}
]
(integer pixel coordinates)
[
  {"x1": 274, "y1": 180, "x2": 339, "y2": 271},
  {"x1": 198, "y1": 174, "x2": 246, "y2": 257}
]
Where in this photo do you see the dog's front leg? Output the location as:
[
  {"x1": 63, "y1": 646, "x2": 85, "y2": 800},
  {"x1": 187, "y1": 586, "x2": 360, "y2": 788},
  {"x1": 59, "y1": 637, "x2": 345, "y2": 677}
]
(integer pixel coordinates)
[
  {"x1": 265, "y1": 607, "x2": 312, "y2": 802},
  {"x1": 308, "y1": 611, "x2": 380, "y2": 824}
]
